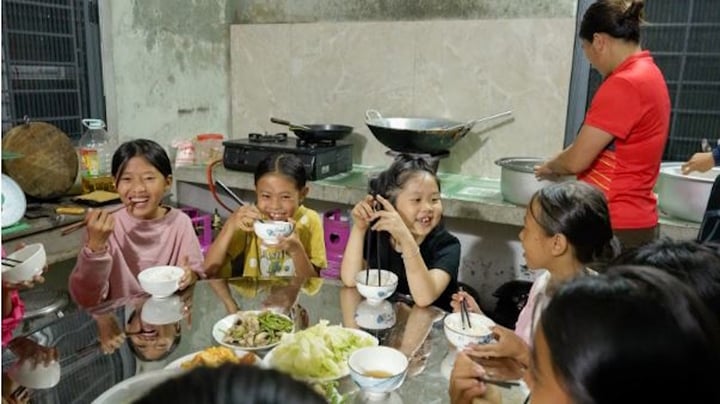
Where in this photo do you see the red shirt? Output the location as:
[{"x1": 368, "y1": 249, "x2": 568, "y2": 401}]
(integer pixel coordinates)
[{"x1": 578, "y1": 51, "x2": 670, "y2": 229}]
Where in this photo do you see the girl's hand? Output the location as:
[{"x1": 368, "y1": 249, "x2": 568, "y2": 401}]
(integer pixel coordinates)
[
  {"x1": 464, "y1": 325, "x2": 529, "y2": 363},
  {"x1": 350, "y1": 195, "x2": 376, "y2": 231},
  {"x1": 449, "y1": 352, "x2": 499, "y2": 404},
  {"x1": 450, "y1": 291, "x2": 483, "y2": 315},
  {"x1": 370, "y1": 195, "x2": 414, "y2": 248},
  {"x1": 86, "y1": 209, "x2": 115, "y2": 252},
  {"x1": 178, "y1": 256, "x2": 197, "y2": 291},
  {"x1": 226, "y1": 205, "x2": 263, "y2": 233},
  {"x1": 95, "y1": 313, "x2": 126, "y2": 355}
]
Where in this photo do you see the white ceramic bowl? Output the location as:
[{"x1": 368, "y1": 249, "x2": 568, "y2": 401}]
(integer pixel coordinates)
[
  {"x1": 253, "y1": 220, "x2": 294, "y2": 245},
  {"x1": 141, "y1": 295, "x2": 184, "y2": 325},
  {"x1": 355, "y1": 299, "x2": 396, "y2": 330},
  {"x1": 9, "y1": 360, "x2": 61, "y2": 389},
  {"x1": 444, "y1": 312, "x2": 495, "y2": 350},
  {"x1": 2, "y1": 243, "x2": 46, "y2": 283},
  {"x1": 355, "y1": 269, "x2": 398, "y2": 305},
  {"x1": 138, "y1": 266, "x2": 184, "y2": 298},
  {"x1": 348, "y1": 346, "x2": 408, "y2": 398}
]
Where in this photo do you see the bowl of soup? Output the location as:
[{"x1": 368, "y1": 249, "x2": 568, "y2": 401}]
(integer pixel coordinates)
[
  {"x1": 443, "y1": 312, "x2": 495, "y2": 349},
  {"x1": 348, "y1": 346, "x2": 408, "y2": 397}
]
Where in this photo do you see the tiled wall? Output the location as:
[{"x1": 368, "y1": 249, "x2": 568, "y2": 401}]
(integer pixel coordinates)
[{"x1": 230, "y1": 18, "x2": 575, "y2": 178}]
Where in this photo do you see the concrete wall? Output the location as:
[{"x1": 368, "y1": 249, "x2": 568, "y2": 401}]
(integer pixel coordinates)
[{"x1": 101, "y1": 0, "x2": 233, "y2": 150}]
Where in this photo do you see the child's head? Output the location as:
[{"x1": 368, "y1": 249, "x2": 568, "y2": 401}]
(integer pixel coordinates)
[
  {"x1": 533, "y1": 265, "x2": 720, "y2": 403},
  {"x1": 253, "y1": 154, "x2": 309, "y2": 221},
  {"x1": 135, "y1": 364, "x2": 326, "y2": 404},
  {"x1": 125, "y1": 308, "x2": 181, "y2": 362},
  {"x1": 112, "y1": 139, "x2": 172, "y2": 220},
  {"x1": 369, "y1": 154, "x2": 442, "y2": 239},
  {"x1": 520, "y1": 182, "x2": 613, "y2": 270},
  {"x1": 611, "y1": 238, "x2": 720, "y2": 323}
]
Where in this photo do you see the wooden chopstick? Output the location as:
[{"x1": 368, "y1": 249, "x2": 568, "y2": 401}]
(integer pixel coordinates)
[
  {"x1": 476, "y1": 377, "x2": 521, "y2": 389},
  {"x1": 60, "y1": 205, "x2": 126, "y2": 236}
]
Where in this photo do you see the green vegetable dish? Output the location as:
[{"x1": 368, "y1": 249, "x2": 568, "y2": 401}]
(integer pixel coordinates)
[{"x1": 223, "y1": 311, "x2": 294, "y2": 347}]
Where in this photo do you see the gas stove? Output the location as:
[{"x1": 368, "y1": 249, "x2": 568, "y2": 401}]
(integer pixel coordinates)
[{"x1": 223, "y1": 133, "x2": 353, "y2": 180}]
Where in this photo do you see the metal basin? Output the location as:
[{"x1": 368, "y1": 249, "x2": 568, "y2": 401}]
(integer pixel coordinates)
[
  {"x1": 495, "y1": 157, "x2": 575, "y2": 206},
  {"x1": 657, "y1": 162, "x2": 720, "y2": 223}
]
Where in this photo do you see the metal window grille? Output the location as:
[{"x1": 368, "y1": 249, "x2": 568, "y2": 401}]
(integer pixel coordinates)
[
  {"x1": 566, "y1": 0, "x2": 720, "y2": 162},
  {"x1": 1, "y1": 0, "x2": 104, "y2": 141}
]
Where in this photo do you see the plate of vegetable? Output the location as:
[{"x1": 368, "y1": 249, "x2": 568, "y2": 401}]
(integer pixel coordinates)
[
  {"x1": 263, "y1": 320, "x2": 378, "y2": 382},
  {"x1": 212, "y1": 310, "x2": 295, "y2": 351}
]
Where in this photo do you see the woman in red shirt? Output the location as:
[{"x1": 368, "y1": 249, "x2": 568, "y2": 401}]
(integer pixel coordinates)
[{"x1": 535, "y1": 0, "x2": 670, "y2": 249}]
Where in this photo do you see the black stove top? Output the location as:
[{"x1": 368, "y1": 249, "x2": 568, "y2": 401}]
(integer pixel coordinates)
[{"x1": 223, "y1": 135, "x2": 353, "y2": 180}]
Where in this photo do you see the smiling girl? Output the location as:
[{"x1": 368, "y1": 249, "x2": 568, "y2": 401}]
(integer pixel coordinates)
[
  {"x1": 340, "y1": 155, "x2": 460, "y2": 310},
  {"x1": 204, "y1": 154, "x2": 326, "y2": 278},
  {"x1": 69, "y1": 139, "x2": 205, "y2": 308}
]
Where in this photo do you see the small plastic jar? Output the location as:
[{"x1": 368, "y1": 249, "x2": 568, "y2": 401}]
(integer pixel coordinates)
[{"x1": 195, "y1": 133, "x2": 225, "y2": 165}]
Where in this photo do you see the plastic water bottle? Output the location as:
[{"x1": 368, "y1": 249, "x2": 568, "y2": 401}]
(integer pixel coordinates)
[{"x1": 79, "y1": 119, "x2": 115, "y2": 193}]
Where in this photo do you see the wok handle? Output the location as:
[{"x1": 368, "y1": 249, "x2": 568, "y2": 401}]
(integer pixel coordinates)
[
  {"x1": 270, "y1": 117, "x2": 312, "y2": 131},
  {"x1": 365, "y1": 109, "x2": 383, "y2": 121},
  {"x1": 470, "y1": 110, "x2": 513, "y2": 127}
]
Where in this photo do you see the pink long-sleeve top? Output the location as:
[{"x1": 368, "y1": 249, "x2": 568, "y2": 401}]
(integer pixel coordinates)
[{"x1": 69, "y1": 207, "x2": 205, "y2": 308}]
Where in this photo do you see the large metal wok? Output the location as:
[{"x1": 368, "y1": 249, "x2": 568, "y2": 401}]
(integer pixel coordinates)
[
  {"x1": 365, "y1": 109, "x2": 512, "y2": 154},
  {"x1": 271, "y1": 117, "x2": 353, "y2": 142}
]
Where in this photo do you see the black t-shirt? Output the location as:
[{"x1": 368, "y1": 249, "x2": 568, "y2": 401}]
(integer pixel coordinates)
[{"x1": 366, "y1": 223, "x2": 460, "y2": 311}]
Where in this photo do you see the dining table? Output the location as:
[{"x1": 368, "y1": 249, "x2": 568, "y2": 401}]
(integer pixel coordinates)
[{"x1": 1, "y1": 277, "x2": 529, "y2": 403}]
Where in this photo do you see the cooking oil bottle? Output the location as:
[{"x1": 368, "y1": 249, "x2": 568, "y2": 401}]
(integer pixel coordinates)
[{"x1": 79, "y1": 119, "x2": 116, "y2": 193}]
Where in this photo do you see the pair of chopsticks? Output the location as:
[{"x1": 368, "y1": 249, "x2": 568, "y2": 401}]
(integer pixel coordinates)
[
  {"x1": 459, "y1": 285, "x2": 472, "y2": 330},
  {"x1": 2, "y1": 257, "x2": 23, "y2": 268},
  {"x1": 477, "y1": 377, "x2": 521, "y2": 389},
  {"x1": 60, "y1": 205, "x2": 126, "y2": 236},
  {"x1": 215, "y1": 180, "x2": 268, "y2": 225}
]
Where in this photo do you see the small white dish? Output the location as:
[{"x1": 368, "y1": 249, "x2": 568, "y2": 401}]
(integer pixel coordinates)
[
  {"x1": 8, "y1": 360, "x2": 61, "y2": 389},
  {"x1": 138, "y1": 266, "x2": 184, "y2": 298}
]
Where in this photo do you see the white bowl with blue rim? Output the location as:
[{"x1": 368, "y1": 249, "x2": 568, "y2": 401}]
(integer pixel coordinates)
[
  {"x1": 355, "y1": 269, "x2": 398, "y2": 305},
  {"x1": 443, "y1": 312, "x2": 495, "y2": 350},
  {"x1": 348, "y1": 346, "x2": 408, "y2": 399}
]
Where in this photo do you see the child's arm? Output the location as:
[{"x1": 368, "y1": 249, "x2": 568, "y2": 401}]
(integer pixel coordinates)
[
  {"x1": 204, "y1": 206, "x2": 258, "y2": 277},
  {"x1": 68, "y1": 245, "x2": 113, "y2": 308},
  {"x1": 340, "y1": 195, "x2": 375, "y2": 286}
]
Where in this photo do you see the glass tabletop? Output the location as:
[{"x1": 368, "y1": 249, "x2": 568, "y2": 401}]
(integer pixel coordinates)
[{"x1": 2, "y1": 277, "x2": 528, "y2": 403}]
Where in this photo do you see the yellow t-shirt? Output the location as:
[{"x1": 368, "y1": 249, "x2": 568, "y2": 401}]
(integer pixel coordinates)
[{"x1": 220, "y1": 205, "x2": 327, "y2": 277}]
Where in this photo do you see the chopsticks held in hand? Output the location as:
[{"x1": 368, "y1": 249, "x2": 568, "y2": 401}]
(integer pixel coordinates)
[
  {"x1": 477, "y1": 377, "x2": 521, "y2": 389},
  {"x1": 459, "y1": 286, "x2": 472, "y2": 330},
  {"x1": 60, "y1": 205, "x2": 126, "y2": 236}
]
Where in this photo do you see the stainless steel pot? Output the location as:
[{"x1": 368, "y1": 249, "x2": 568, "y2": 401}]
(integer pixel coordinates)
[
  {"x1": 365, "y1": 109, "x2": 512, "y2": 154},
  {"x1": 495, "y1": 157, "x2": 575, "y2": 206},
  {"x1": 656, "y1": 162, "x2": 720, "y2": 222}
]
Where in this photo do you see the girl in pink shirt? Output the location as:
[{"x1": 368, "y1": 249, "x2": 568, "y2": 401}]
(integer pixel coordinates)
[
  {"x1": 69, "y1": 139, "x2": 205, "y2": 308},
  {"x1": 451, "y1": 182, "x2": 615, "y2": 369}
]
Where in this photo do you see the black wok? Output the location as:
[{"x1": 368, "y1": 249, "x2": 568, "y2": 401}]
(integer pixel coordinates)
[{"x1": 270, "y1": 117, "x2": 353, "y2": 142}]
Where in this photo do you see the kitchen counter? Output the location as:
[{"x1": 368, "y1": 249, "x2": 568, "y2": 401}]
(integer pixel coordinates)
[
  {"x1": 175, "y1": 165, "x2": 700, "y2": 240},
  {"x1": 2, "y1": 215, "x2": 84, "y2": 265}
]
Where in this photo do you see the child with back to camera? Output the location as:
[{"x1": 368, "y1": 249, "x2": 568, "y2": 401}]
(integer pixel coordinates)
[
  {"x1": 204, "y1": 154, "x2": 326, "y2": 278},
  {"x1": 69, "y1": 139, "x2": 205, "y2": 308},
  {"x1": 450, "y1": 266, "x2": 720, "y2": 404},
  {"x1": 451, "y1": 182, "x2": 616, "y2": 368},
  {"x1": 340, "y1": 154, "x2": 460, "y2": 310}
]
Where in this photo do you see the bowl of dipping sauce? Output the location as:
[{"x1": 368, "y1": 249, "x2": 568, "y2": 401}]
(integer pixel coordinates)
[{"x1": 348, "y1": 346, "x2": 408, "y2": 399}]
